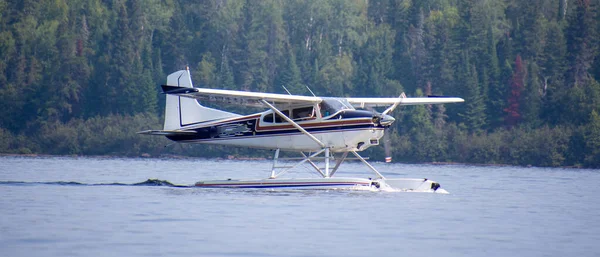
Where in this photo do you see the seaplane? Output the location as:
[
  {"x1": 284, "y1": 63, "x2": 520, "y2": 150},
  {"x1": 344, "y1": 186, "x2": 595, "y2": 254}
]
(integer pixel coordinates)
[{"x1": 138, "y1": 68, "x2": 464, "y2": 192}]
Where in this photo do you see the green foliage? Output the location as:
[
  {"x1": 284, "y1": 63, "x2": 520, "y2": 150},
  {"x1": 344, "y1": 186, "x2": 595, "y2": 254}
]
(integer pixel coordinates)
[
  {"x1": 459, "y1": 61, "x2": 487, "y2": 132},
  {"x1": 33, "y1": 114, "x2": 166, "y2": 156},
  {"x1": 584, "y1": 111, "x2": 600, "y2": 167},
  {"x1": 565, "y1": 0, "x2": 599, "y2": 87},
  {"x1": 0, "y1": 127, "x2": 14, "y2": 153},
  {"x1": 413, "y1": 125, "x2": 572, "y2": 167},
  {"x1": 501, "y1": 126, "x2": 570, "y2": 167},
  {"x1": 0, "y1": 0, "x2": 599, "y2": 167},
  {"x1": 275, "y1": 47, "x2": 304, "y2": 94},
  {"x1": 318, "y1": 53, "x2": 355, "y2": 96},
  {"x1": 521, "y1": 62, "x2": 543, "y2": 127},
  {"x1": 196, "y1": 53, "x2": 217, "y2": 87}
]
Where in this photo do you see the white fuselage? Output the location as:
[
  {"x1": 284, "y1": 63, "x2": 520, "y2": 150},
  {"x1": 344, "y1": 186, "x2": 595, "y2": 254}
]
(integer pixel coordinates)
[
  {"x1": 167, "y1": 111, "x2": 386, "y2": 152},
  {"x1": 183, "y1": 127, "x2": 384, "y2": 152}
]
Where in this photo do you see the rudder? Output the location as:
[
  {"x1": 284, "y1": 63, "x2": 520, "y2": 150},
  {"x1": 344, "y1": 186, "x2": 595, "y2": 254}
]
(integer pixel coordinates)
[{"x1": 163, "y1": 69, "x2": 240, "y2": 130}]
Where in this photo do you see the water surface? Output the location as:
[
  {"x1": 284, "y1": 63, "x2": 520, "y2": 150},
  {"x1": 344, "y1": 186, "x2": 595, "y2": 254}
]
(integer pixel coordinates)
[{"x1": 0, "y1": 156, "x2": 598, "y2": 256}]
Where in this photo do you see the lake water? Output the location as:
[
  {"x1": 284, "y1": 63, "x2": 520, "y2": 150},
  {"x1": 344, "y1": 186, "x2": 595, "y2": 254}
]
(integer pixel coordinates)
[{"x1": 0, "y1": 156, "x2": 598, "y2": 257}]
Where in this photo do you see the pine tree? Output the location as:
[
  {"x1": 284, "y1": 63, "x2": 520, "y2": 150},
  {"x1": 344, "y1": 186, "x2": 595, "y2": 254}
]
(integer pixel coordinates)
[
  {"x1": 522, "y1": 62, "x2": 542, "y2": 127},
  {"x1": 275, "y1": 46, "x2": 303, "y2": 94},
  {"x1": 540, "y1": 21, "x2": 567, "y2": 124},
  {"x1": 403, "y1": 88, "x2": 436, "y2": 161},
  {"x1": 113, "y1": 2, "x2": 136, "y2": 115},
  {"x1": 196, "y1": 53, "x2": 217, "y2": 88},
  {"x1": 407, "y1": 8, "x2": 426, "y2": 91},
  {"x1": 162, "y1": 1, "x2": 189, "y2": 69},
  {"x1": 460, "y1": 63, "x2": 486, "y2": 133},
  {"x1": 233, "y1": 1, "x2": 269, "y2": 92},
  {"x1": 217, "y1": 53, "x2": 235, "y2": 90},
  {"x1": 566, "y1": 0, "x2": 598, "y2": 87},
  {"x1": 0, "y1": 29, "x2": 17, "y2": 130},
  {"x1": 355, "y1": 22, "x2": 396, "y2": 96},
  {"x1": 485, "y1": 23, "x2": 503, "y2": 128}
]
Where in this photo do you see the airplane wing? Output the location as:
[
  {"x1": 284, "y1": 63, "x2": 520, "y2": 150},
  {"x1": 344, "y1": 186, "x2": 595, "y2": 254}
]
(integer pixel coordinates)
[
  {"x1": 162, "y1": 84, "x2": 463, "y2": 110},
  {"x1": 346, "y1": 96, "x2": 465, "y2": 108},
  {"x1": 162, "y1": 85, "x2": 321, "y2": 107}
]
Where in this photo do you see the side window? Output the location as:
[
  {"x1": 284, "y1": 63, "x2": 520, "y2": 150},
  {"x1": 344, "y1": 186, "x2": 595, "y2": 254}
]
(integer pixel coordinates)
[
  {"x1": 320, "y1": 104, "x2": 333, "y2": 117},
  {"x1": 274, "y1": 110, "x2": 290, "y2": 123},
  {"x1": 263, "y1": 113, "x2": 274, "y2": 123},
  {"x1": 292, "y1": 107, "x2": 314, "y2": 120}
]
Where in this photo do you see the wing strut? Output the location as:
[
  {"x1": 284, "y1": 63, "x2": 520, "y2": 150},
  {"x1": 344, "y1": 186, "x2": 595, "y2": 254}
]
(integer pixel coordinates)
[
  {"x1": 260, "y1": 99, "x2": 325, "y2": 148},
  {"x1": 382, "y1": 92, "x2": 406, "y2": 115}
]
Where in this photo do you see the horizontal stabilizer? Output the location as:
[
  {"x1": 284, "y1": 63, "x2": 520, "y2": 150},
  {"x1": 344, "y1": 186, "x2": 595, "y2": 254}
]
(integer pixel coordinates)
[{"x1": 137, "y1": 130, "x2": 197, "y2": 136}]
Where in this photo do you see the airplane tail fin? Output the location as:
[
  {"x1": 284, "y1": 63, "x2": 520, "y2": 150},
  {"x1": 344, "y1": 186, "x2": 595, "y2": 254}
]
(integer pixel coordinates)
[{"x1": 163, "y1": 68, "x2": 240, "y2": 130}]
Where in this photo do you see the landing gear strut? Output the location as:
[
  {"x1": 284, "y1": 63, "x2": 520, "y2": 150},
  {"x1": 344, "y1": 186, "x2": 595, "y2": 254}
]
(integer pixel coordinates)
[{"x1": 269, "y1": 148, "x2": 385, "y2": 180}]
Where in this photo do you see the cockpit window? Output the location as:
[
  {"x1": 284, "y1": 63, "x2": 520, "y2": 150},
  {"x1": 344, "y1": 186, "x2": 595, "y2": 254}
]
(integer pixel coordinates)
[
  {"x1": 263, "y1": 110, "x2": 290, "y2": 123},
  {"x1": 320, "y1": 98, "x2": 354, "y2": 117},
  {"x1": 292, "y1": 106, "x2": 314, "y2": 120},
  {"x1": 274, "y1": 110, "x2": 290, "y2": 123}
]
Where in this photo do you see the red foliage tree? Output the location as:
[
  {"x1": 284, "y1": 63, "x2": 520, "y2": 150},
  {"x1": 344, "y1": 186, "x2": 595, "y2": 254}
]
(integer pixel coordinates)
[{"x1": 504, "y1": 55, "x2": 526, "y2": 127}]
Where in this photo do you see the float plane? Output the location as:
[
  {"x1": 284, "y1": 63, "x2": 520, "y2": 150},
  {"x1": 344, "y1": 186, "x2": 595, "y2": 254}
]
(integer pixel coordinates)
[{"x1": 139, "y1": 68, "x2": 464, "y2": 192}]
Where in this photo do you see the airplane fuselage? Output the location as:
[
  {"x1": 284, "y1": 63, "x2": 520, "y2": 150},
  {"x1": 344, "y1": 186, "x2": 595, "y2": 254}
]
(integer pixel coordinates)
[
  {"x1": 166, "y1": 109, "x2": 389, "y2": 152},
  {"x1": 137, "y1": 69, "x2": 461, "y2": 191}
]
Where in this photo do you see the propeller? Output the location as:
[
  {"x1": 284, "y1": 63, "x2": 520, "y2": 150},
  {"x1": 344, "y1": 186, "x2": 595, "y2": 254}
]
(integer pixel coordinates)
[
  {"x1": 383, "y1": 130, "x2": 392, "y2": 163},
  {"x1": 375, "y1": 92, "x2": 405, "y2": 162},
  {"x1": 366, "y1": 106, "x2": 394, "y2": 163}
]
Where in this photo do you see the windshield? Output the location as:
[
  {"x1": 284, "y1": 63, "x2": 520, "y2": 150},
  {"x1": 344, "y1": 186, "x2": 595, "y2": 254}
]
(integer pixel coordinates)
[{"x1": 320, "y1": 98, "x2": 354, "y2": 117}]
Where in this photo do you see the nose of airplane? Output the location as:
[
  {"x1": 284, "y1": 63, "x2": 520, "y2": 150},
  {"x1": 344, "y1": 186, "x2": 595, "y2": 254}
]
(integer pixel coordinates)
[{"x1": 379, "y1": 114, "x2": 395, "y2": 126}]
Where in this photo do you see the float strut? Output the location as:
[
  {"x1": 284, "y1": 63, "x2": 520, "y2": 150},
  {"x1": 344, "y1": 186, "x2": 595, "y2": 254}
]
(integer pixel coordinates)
[{"x1": 351, "y1": 151, "x2": 385, "y2": 179}]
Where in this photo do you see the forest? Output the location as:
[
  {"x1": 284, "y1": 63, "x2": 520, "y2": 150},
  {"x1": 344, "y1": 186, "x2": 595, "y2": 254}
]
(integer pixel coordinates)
[{"x1": 0, "y1": 0, "x2": 599, "y2": 168}]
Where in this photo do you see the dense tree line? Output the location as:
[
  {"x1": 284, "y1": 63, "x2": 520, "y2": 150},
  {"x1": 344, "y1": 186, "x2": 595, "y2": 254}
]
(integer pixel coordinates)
[{"x1": 0, "y1": 0, "x2": 599, "y2": 168}]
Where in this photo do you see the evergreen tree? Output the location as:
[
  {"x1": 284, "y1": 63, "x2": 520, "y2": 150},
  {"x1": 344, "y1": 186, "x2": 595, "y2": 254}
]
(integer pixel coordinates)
[
  {"x1": 407, "y1": 8, "x2": 426, "y2": 91},
  {"x1": 217, "y1": 53, "x2": 235, "y2": 90},
  {"x1": 233, "y1": 1, "x2": 269, "y2": 92},
  {"x1": 540, "y1": 21, "x2": 567, "y2": 123},
  {"x1": 275, "y1": 46, "x2": 303, "y2": 94},
  {"x1": 113, "y1": 2, "x2": 136, "y2": 115},
  {"x1": 196, "y1": 53, "x2": 217, "y2": 88},
  {"x1": 565, "y1": 0, "x2": 598, "y2": 86},
  {"x1": 522, "y1": 62, "x2": 543, "y2": 127},
  {"x1": 403, "y1": 89, "x2": 436, "y2": 161},
  {"x1": 355, "y1": 22, "x2": 397, "y2": 96},
  {"x1": 460, "y1": 61, "x2": 487, "y2": 133}
]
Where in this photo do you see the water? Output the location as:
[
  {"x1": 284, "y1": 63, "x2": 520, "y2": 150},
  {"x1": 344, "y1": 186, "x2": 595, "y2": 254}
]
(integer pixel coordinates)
[{"x1": 0, "y1": 156, "x2": 598, "y2": 257}]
